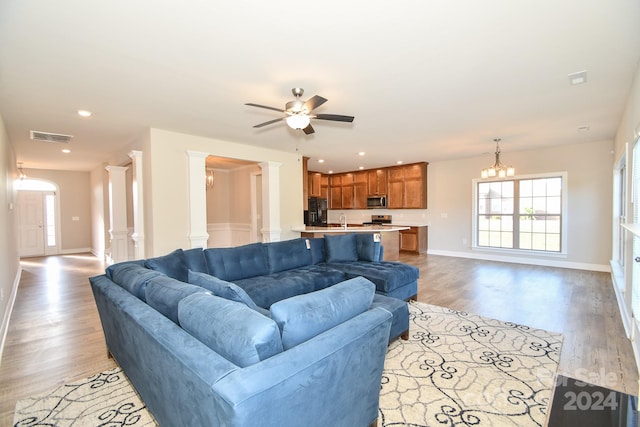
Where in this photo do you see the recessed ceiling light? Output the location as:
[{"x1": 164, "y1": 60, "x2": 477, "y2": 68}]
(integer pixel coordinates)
[
  {"x1": 328, "y1": 170, "x2": 334, "y2": 174},
  {"x1": 397, "y1": 160, "x2": 403, "y2": 164},
  {"x1": 318, "y1": 159, "x2": 324, "y2": 163},
  {"x1": 62, "y1": 149, "x2": 71, "y2": 153},
  {"x1": 358, "y1": 152, "x2": 365, "y2": 156},
  {"x1": 568, "y1": 70, "x2": 587, "y2": 85},
  {"x1": 358, "y1": 166, "x2": 364, "y2": 170},
  {"x1": 77, "y1": 109, "x2": 92, "y2": 117}
]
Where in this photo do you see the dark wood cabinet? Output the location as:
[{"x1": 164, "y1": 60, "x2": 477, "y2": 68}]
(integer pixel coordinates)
[
  {"x1": 308, "y1": 172, "x2": 322, "y2": 197},
  {"x1": 367, "y1": 169, "x2": 387, "y2": 196},
  {"x1": 387, "y1": 163, "x2": 427, "y2": 209},
  {"x1": 399, "y1": 226, "x2": 428, "y2": 253},
  {"x1": 307, "y1": 162, "x2": 427, "y2": 210}
]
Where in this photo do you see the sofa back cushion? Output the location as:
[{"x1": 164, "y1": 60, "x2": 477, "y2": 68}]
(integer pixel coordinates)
[
  {"x1": 179, "y1": 293, "x2": 283, "y2": 367},
  {"x1": 145, "y1": 276, "x2": 210, "y2": 323},
  {"x1": 324, "y1": 234, "x2": 359, "y2": 263},
  {"x1": 187, "y1": 270, "x2": 260, "y2": 311},
  {"x1": 110, "y1": 263, "x2": 165, "y2": 301},
  {"x1": 265, "y1": 238, "x2": 312, "y2": 273},
  {"x1": 145, "y1": 249, "x2": 189, "y2": 282},
  {"x1": 270, "y1": 276, "x2": 376, "y2": 349},
  {"x1": 203, "y1": 243, "x2": 269, "y2": 282}
]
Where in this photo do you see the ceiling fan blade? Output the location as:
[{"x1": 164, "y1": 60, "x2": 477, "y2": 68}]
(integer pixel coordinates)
[
  {"x1": 253, "y1": 117, "x2": 285, "y2": 128},
  {"x1": 304, "y1": 95, "x2": 328, "y2": 112},
  {"x1": 302, "y1": 123, "x2": 315, "y2": 135},
  {"x1": 245, "y1": 103, "x2": 285, "y2": 113},
  {"x1": 314, "y1": 114, "x2": 355, "y2": 123}
]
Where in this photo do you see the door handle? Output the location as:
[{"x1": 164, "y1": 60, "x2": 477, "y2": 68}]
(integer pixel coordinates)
[{"x1": 635, "y1": 257, "x2": 640, "y2": 263}]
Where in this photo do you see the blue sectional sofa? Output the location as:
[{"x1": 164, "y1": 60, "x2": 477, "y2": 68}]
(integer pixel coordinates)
[{"x1": 90, "y1": 234, "x2": 419, "y2": 426}]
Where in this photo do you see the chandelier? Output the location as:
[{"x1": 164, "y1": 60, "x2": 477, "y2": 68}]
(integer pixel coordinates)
[
  {"x1": 481, "y1": 138, "x2": 514, "y2": 179},
  {"x1": 206, "y1": 168, "x2": 214, "y2": 190}
]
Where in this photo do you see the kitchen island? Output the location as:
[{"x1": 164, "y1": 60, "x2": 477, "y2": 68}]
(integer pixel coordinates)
[{"x1": 291, "y1": 225, "x2": 409, "y2": 261}]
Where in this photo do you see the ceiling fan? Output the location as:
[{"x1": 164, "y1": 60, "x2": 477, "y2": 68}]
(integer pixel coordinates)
[{"x1": 245, "y1": 88, "x2": 354, "y2": 135}]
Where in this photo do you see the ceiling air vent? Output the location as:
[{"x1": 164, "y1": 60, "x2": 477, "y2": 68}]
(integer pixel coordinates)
[{"x1": 30, "y1": 130, "x2": 73, "y2": 143}]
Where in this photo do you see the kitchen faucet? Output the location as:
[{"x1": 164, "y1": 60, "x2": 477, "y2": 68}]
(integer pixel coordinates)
[{"x1": 339, "y1": 213, "x2": 347, "y2": 229}]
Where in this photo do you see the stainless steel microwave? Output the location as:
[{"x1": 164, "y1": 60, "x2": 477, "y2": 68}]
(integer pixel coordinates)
[{"x1": 367, "y1": 195, "x2": 387, "y2": 209}]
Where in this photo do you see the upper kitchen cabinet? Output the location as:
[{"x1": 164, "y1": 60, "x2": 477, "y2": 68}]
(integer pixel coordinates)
[
  {"x1": 329, "y1": 174, "x2": 343, "y2": 209},
  {"x1": 353, "y1": 171, "x2": 368, "y2": 209},
  {"x1": 308, "y1": 172, "x2": 322, "y2": 197},
  {"x1": 368, "y1": 169, "x2": 387, "y2": 196},
  {"x1": 387, "y1": 162, "x2": 428, "y2": 209}
]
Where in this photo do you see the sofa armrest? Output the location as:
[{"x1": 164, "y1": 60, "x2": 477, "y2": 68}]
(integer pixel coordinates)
[{"x1": 212, "y1": 307, "x2": 392, "y2": 427}]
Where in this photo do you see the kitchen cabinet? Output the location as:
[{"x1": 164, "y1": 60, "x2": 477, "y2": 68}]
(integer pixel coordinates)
[
  {"x1": 399, "y1": 226, "x2": 428, "y2": 254},
  {"x1": 308, "y1": 172, "x2": 322, "y2": 197},
  {"x1": 354, "y1": 171, "x2": 368, "y2": 209},
  {"x1": 387, "y1": 163, "x2": 428, "y2": 209},
  {"x1": 368, "y1": 169, "x2": 387, "y2": 196},
  {"x1": 329, "y1": 174, "x2": 343, "y2": 209},
  {"x1": 341, "y1": 173, "x2": 354, "y2": 208},
  {"x1": 320, "y1": 175, "x2": 329, "y2": 199}
]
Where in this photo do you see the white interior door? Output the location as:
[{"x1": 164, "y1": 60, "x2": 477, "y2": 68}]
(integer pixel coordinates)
[{"x1": 17, "y1": 191, "x2": 45, "y2": 257}]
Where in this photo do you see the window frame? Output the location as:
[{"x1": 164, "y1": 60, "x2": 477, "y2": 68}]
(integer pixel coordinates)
[{"x1": 472, "y1": 172, "x2": 568, "y2": 256}]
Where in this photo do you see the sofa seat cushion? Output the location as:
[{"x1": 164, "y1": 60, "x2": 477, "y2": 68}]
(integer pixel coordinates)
[
  {"x1": 145, "y1": 276, "x2": 210, "y2": 324},
  {"x1": 145, "y1": 249, "x2": 189, "y2": 282},
  {"x1": 203, "y1": 243, "x2": 269, "y2": 282},
  {"x1": 265, "y1": 238, "x2": 312, "y2": 273},
  {"x1": 270, "y1": 277, "x2": 376, "y2": 349},
  {"x1": 110, "y1": 263, "x2": 165, "y2": 301},
  {"x1": 325, "y1": 261, "x2": 419, "y2": 295},
  {"x1": 178, "y1": 293, "x2": 283, "y2": 368},
  {"x1": 234, "y1": 265, "x2": 347, "y2": 309},
  {"x1": 370, "y1": 294, "x2": 409, "y2": 342}
]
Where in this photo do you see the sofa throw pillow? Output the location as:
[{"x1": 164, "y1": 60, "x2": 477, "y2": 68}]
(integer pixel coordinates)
[
  {"x1": 270, "y1": 276, "x2": 375, "y2": 349},
  {"x1": 324, "y1": 234, "x2": 358, "y2": 263},
  {"x1": 110, "y1": 263, "x2": 165, "y2": 301},
  {"x1": 355, "y1": 233, "x2": 382, "y2": 262},
  {"x1": 183, "y1": 248, "x2": 208, "y2": 273},
  {"x1": 145, "y1": 249, "x2": 189, "y2": 282},
  {"x1": 188, "y1": 270, "x2": 260, "y2": 311},
  {"x1": 145, "y1": 275, "x2": 210, "y2": 324},
  {"x1": 179, "y1": 293, "x2": 283, "y2": 367}
]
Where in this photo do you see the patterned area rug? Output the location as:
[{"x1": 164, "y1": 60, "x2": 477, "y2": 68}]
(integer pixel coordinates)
[
  {"x1": 13, "y1": 301, "x2": 562, "y2": 427},
  {"x1": 379, "y1": 302, "x2": 563, "y2": 426}
]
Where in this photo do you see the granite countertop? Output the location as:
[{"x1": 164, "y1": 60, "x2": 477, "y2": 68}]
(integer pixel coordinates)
[{"x1": 292, "y1": 225, "x2": 410, "y2": 233}]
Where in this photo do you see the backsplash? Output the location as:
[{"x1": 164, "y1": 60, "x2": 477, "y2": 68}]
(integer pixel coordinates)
[{"x1": 327, "y1": 209, "x2": 429, "y2": 226}]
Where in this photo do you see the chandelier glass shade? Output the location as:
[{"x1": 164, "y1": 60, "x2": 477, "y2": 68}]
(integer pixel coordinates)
[
  {"x1": 206, "y1": 168, "x2": 214, "y2": 190},
  {"x1": 481, "y1": 138, "x2": 515, "y2": 179}
]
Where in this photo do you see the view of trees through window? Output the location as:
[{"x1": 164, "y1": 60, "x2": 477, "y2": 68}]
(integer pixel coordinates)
[{"x1": 476, "y1": 176, "x2": 563, "y2": 252}]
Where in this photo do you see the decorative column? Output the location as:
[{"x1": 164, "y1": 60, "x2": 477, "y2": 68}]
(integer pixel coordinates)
[
  {"x1": 258, "y1": 161, "x2": 282, "y2": 242},
  {"x1": 186, "y1": 150, "x2": 210, "y2": 248},
  {"x1": 105, "y1": 165, "x2": 129, "y2": 263},
  {"x1": 128, "y1": 150, "x2": 145, "y2": 259}
]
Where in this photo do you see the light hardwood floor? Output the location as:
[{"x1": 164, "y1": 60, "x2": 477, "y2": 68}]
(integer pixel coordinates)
[{"x1": 0, "y1": 252, "x2": 638, "y2": 425}]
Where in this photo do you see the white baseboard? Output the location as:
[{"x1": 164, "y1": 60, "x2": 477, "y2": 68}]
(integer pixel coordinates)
[
  {"x1": 207, "y1": 223, "x2": 251, "y2": 248},
  {"x1": 427, "y1": 249, "x2": 610, "y2": 272},
  {"x1": 0, "y1": 266, "x2": 21, "y2": 364},
  {"x1": 60, "y1": 247, "x2": 92, "y2": 255}
]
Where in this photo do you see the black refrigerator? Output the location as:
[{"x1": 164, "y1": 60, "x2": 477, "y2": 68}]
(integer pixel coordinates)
[{"x1": 305, "y1": 197, "x2": 328, "y2": 226}]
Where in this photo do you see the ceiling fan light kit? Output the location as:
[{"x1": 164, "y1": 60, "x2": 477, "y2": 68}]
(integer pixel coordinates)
[{"x1": 246, "y1": 87, "x2": 354, "y2": 135}]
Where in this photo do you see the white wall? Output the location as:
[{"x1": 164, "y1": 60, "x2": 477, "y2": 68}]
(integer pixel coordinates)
[
  {"x1": 0, "y1": 113, "x2": 20, "y2": 359},
  {"x1": 427, "y1": 140, "x2": 613, "y2": 271},
  {"x1": 138, "y1": 128, "x2": 302, "y2": 256}
]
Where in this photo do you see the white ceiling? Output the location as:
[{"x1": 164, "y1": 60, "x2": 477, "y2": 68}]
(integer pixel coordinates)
[{"x1": 1, "y1": 1, "x2": 639, "y2": 174}]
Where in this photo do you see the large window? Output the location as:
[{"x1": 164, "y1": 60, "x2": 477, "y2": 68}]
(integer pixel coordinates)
[{"x1": 475, "y1": 174, "x2": 565, "y2": 253}]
